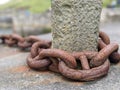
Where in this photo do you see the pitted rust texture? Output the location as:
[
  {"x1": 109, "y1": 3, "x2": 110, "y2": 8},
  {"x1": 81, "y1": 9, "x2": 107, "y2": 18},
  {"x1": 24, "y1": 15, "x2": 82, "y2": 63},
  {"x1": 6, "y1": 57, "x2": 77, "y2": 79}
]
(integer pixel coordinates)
[
  {"x1": 90, "y1": 43, "x2": 119, "y2": 67},
  {"x1": 27, "y1": 42, "x2": 51, "y2": 70},
  {"x1": 59, "y1": 59, "x2": 110, "y2": 81},
  {"x1": 99, "y1": 31, "x2": 110, "y2": 45},
  {"x1": 99, "y1": 32, "x2": 120, "y2": 63},
  {"x1": 0, "y1": 31, "x2": 120, "y2": 81},
  {"x1": 26, "y1": 31, "x2": 120, "y2": 81},
  {"x1": 28, "y1": 47, "x2": 111, "y2": 81},
  {"x1": 0, "y1": 34, "x2": 51, "y2": 50},
  {"x1": 27, "y1": 48, "x2": 77, "y2": 73}
]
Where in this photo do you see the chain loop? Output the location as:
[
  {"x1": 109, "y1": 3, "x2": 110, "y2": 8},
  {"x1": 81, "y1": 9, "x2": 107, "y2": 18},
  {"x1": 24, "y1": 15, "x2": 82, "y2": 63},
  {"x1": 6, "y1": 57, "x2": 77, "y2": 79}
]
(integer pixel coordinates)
[
  {"x1": 27, "y1": 41, "x2": 51, "y2": 70},
  {"x1": 59, "y1": 60, "x2": 110, "y2": 81},
  {"x1": 99, "y1": 36, "x2": 120, "y2": 63},
  {"x1": 0, "y1": 31, "x2": 120, "y2": 81},
  {"x1": 90, "y1": 43, "x2": 119, "y2": 67},
  {"x1": 38, "y1": 49, "x2": 77, "y2": 69}
]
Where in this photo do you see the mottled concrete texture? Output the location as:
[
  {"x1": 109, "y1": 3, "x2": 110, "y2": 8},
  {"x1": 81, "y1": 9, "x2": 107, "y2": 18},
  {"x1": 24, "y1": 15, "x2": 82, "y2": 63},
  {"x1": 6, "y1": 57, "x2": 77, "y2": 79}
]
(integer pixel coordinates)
[
  {"x1": 1, "y1": 28, "x2": 120, "y2": 90},
  {"x1": 52, "y1": 0, "x2": 102, "y2": 52}
]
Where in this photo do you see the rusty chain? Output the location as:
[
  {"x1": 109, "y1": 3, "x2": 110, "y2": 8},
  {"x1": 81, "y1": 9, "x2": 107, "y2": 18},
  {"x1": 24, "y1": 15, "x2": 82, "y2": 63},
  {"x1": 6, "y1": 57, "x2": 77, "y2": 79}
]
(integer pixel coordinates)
[
  {"x1": 0, "y1": 34, "x2": 51, "y2": 50},
  {"x1": 0, "y1": 31, "x2": 120, "y2": 81}
]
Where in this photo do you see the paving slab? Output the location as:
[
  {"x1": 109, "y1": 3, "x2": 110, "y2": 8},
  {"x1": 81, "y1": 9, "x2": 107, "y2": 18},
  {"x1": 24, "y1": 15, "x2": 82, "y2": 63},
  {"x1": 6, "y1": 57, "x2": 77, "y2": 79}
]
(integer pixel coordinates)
[
  {"x1": 0, "y1": 22, "x2": 120, "y2": 90},
  {"x1": 1, "y1": 45, "x2": 120, "y2": 90}
]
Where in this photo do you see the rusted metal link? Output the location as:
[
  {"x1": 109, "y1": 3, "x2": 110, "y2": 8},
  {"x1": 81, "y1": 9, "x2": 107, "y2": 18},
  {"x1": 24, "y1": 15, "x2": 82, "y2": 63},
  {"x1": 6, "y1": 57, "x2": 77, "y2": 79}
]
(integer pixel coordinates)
[
  {"x1": 68, "y1": 51, "x2": 110, "y2": 81},
  {"x1": 30, "y1": 41, "x2": 51, "y2": 58},
  {"x1": 0, "y1": 31, "x2": 120, "y2": 81},
  {"x1": 26, "y1": 36, "x2": 43, "y2": 42},
  {"x1": 98, "y1": 39, "x2": 106, "y2": 49},
  {"x1": 26, "y1": 36, "x2": 51, "y2": 46},
  {"x1": 0, "y1": 34, "x2": 51, "y2": 50},
  {"x1": 27, "y1": 47, "x2": 111, "y2": 81},
  {"x1": 27, "y1": 49, "x2": 77, "y2": 73},
  {"x1": 0, "y1": 35, "x2": 10, "y2": 43},
  {"x1": 0, "y1": 34, "x2": 24, "y2": 46},
  {"x1": 48, "y1": 57, "x2": 59, "y2": 73},
  {"x1": 99, "y1": 37, "x2": 120, "y2": 63},
  {"x1": 18, "y1": 35, "x2": 51, "y2": 49},
  {"x1": 5, "y1": 34, "x2": 25, "y2": 46},
  {"x1": 18, "y1": 41, "x2": 32, "y2": 49},
  {"x1": 26, "y1": 31, "x2": 120, "y2": 81},
  {"x1": 28, "y1": 46, "x2": 111, "y2": 81},
  {"x1": 99, "y1": 31, "x2": 110, "y2": 44},
  {"x1": 59, "y1": 60, "x2": 110, "y2": 81},
  {"x1": 109, "y1": 52, "x2": 120, "y2": 63},
  {"x1": 90, "y1": 43, "x2": 119, "y2": 67},
  {"x1": 39, "y1": 49, "x2": 77, "y2": 72},
  {"x1": 72, "y1": 51, "x2": 98, "y2": 69},
  {"x1": 27, "y1": 41, "x2": 52, "y2": 70},
  {"x1": 10, "y1": 34, "x2": 25, "y2": 42},
  {"x1": 38, "y1": 49, "x2": 77, "y2": 69},
  {"x1": 78, "y1": 54, "x2": 90, "y2": 70},
  {"x1": 18, "y1": 36, "x2": 42, "y2": 49},
  {"x1": 27, "y1": 54, "x2": 51, "y2": 70}
]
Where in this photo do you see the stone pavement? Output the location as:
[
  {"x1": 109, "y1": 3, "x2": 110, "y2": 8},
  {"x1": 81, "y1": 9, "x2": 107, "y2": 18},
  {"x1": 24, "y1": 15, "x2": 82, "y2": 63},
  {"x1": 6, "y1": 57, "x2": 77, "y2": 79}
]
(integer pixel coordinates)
[{"x1": 0, "y1": 22, "x2": 120, "y2": 90}]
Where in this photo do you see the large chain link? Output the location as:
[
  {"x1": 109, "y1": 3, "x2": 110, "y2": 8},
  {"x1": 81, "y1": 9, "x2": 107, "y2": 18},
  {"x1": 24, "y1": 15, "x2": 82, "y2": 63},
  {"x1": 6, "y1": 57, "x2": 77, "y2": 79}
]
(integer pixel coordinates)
[
  {"x1": 0, "y1": 34, "x2": 51, "y2": 50},
  {"x1": 0, "y1": 31, "x2": 120, "y2": 81}
]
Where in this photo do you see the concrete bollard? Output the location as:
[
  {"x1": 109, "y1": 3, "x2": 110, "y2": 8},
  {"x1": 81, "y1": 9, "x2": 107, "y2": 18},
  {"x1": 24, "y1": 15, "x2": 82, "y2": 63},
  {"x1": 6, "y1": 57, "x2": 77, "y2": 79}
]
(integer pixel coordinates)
[{"x1": 52, "y1": 0, "x2": 102, "y2": 52}]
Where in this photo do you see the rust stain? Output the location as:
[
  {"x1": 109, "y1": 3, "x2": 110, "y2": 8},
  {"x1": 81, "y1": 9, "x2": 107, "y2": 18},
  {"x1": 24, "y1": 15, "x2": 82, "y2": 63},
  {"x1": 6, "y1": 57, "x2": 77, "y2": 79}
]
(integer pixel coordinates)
[
  {"x1": 10, "y1": 66, "x2": 30, "y2": 73},
  {"x1": 0, "y1": 50, "x2": 21, "y2": 59},
  {"x1": 24, "y1": 71, "x2": 84, "y2": 86},
  {"x1": 40, "y1": 77, "x2": 84, "y2": 86},
  {"x1": 24, "y1": 76, "x2": 84, "y2": 87},
  {"x1": 22, "y1": 70, "x2": 53, "y2": 77},
  {"x1": 8, "y1": 65, "x2": 84, "y2": 86},
  {"x1": 9, "y1": 65, "x2": 51, "y2": 75}
]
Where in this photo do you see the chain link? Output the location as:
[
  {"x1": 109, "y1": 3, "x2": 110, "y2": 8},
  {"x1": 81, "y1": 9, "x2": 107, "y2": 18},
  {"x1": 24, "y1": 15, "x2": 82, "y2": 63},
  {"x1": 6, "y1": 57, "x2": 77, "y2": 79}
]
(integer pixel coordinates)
[{"x1": 0, "y1": 31, "x2": 120, "y2": 81}]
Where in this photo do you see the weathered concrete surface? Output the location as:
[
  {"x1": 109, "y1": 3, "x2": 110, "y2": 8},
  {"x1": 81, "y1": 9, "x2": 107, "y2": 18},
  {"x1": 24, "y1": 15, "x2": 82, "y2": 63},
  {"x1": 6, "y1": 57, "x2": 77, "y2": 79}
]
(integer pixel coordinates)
[
  {"x1": 0, "y1": 24, "x2": 120, "y2": 90},
  {"x1": 1, "y1": 52, "x2": 120, "y2": 90},
  {"x1": 52, "y1": 0, "x2": 102, "y2": 52},
  {"x1": 37, "y1": 33, "x2": 52, "y2": 41},
  {"x1": 0, "y1": 45, "x2": 119, "y2": 90}
]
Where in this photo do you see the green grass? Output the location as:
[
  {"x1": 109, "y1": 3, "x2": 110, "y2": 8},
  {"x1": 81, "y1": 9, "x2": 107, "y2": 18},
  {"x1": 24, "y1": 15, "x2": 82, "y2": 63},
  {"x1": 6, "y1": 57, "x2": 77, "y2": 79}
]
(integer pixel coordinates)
[
  {"x1": 0, "y1": 0, "x2": 115, "y2": 12},
  {"x1": 103, "y1": 0, "x2": 112, "y2": 7},
  {"x1": 0, "y1": 0, "x2": 51, "y2": 13}
]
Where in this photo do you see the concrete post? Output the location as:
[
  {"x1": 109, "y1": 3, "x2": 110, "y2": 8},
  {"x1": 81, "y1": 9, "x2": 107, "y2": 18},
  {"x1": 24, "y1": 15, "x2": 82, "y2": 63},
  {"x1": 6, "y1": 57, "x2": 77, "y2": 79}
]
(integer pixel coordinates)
[{"x1": 52, "y1": 0, "x2": 102, "y2": 52}]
